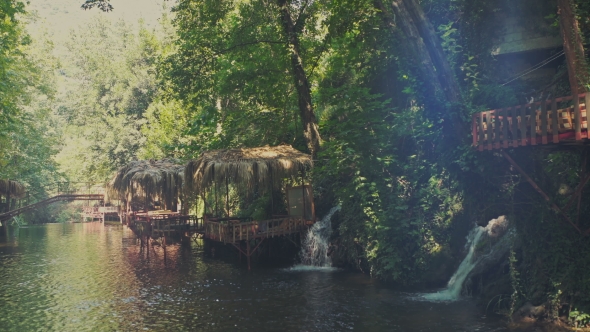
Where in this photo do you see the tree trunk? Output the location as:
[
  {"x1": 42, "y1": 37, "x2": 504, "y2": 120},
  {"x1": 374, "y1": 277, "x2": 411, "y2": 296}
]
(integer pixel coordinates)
[
  {"x1": 558, "y1": 0, "x2": 589, "y2": 94},
  {"x1": 388, "y1": 0, "x2": 464, "y2": 139},
  {"x1": 277, "y1": 0, "x2": 322, "y2": 159}
]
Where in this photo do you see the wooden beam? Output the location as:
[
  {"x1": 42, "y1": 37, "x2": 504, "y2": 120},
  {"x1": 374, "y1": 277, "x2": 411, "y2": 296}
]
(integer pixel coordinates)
[
  {"x1": 502, "y1": 108, "x2": 509, "y2": 149},
  {"x1": 511, "y1": 107, "x2": 519, "y2": 148},
  {"x1": 552, "y1": 98, "x2": 559, "y2": 143},
  {"x1": 479, "y1": 112, "x2": 485, "y2": 151},
  {"x1": 520, "y1": 105, "x2": 528, "y2": 146},
  {"x1": 494, "y1": 110, "x2": 501, "y2": 149},
  {"x1": 531, "y1": 105, "x2": 537, "y2": 146},
  {"x1": 502, "y1": 151, "x2": 582, "y2": 234},
  {"x1": 541, "y1": 100, "x2": 548, "y2": 144},
  {"x1": 574, "y1": 93, "x2": 582, "y2": 140}
]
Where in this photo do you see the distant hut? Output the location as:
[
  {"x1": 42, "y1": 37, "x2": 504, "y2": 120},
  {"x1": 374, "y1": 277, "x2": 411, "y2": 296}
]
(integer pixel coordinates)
[
  {"x1": 185, "y1": 145, "x2": 314, "y2": 220},
  {"x1": 107, "y1": 159, "x2": 184, "y2": 214},
  {"x1": 0, "y1": 179, "x2": 25, "y2": 212}
]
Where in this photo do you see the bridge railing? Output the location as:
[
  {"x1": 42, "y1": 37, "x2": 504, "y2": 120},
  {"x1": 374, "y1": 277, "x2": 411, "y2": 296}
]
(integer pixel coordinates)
[{"x1": 472, "y1": 92, "x2": 589, "y2": 151}]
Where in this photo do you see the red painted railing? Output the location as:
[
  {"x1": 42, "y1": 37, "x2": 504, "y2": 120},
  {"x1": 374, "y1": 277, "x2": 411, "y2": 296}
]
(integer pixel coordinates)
[{"x1": 472, "y1": 93, "x2": 589, "y2": 151}]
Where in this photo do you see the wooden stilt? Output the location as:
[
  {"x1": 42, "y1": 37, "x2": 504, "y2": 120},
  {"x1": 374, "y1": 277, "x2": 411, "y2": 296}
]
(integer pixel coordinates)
[
  {"x1": 502, "y1": 151, "x2": 582, "y2": 234},
  {"x1": 247, "y1": 241, "x2": 251, "y2": 271}
]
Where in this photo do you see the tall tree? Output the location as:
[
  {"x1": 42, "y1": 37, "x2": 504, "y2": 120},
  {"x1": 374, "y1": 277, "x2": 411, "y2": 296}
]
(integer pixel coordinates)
[
  {"x1": 387, "y1": 0, "x2": 464, "y2": 139},
  {"x1": 558, "y1": 0, "x2": 589, "y2": 93},
  {"x1": 277, "y1": 0, "x2": 321, "y2": 158}
]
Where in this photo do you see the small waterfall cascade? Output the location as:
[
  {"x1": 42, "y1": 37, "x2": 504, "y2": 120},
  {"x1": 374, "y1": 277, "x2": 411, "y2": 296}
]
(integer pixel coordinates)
[
  {"x1": 423, "y1": 216, "x2": 509, "y2": 301},
  {"x1": 300, "y1": 206, "x2": 341, "y2": 267}
]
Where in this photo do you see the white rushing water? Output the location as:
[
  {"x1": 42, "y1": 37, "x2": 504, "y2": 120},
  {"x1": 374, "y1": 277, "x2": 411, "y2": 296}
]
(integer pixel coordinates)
[
  {"x1": 423, "y1": 225, "x2": 486, "y2": 301},
  {"x1": 299, "y1": 206, "x2": 341, "y2": 267}
]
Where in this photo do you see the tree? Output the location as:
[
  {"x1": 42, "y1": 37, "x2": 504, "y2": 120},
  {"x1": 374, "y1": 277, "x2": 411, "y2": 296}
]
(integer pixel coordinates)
[
  {"x1": 81, "y1": 0, "x2": 113, "y2": 12},
  {"x1": 54, "y1": 17, "x2": 160, "y2": 182},
  {"x1": 557, "y1": 0, "x2": 589, "y2": 93},
  {"x1": 388, "y1": 0, "x2": 464, "y2": 140},
  {"x1": 277, "y1": 0, "x2": 322, "y2": 158}
]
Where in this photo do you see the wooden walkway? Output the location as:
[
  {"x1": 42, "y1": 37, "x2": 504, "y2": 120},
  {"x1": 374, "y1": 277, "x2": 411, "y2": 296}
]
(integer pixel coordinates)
[
  {"x1": 472, "y1": 92, "x2": 589, "y2": 151},
  {"x1": 125, "y1": 213, "x2": 311, "y2": 269},
  {"x1": 0, "y1": 194, "x2": 104, "y2": 222},
  {"x1": 82, "y1": 206, "x2": 119, "y2": 222}
]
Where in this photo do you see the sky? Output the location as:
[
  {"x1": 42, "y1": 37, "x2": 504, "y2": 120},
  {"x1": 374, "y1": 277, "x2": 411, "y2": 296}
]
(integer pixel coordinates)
[{"x1": 26, "y1": 0, "x2": 167, "y2": 43}]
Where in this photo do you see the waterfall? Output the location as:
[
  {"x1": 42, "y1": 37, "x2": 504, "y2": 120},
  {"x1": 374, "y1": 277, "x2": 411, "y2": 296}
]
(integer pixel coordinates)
[
  {"x1": 299, "y1": 206, "x2": 341, "y2": 267},
  {"x1": 423, "y1": 216, "x2": 509, "y2": 301},
  {"x1": 423, "y1": 225, "x2": 486, "y2": 301}
]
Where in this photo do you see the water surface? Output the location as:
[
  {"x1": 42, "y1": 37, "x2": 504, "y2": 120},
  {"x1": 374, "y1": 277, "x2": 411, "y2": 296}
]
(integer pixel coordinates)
[{"x1": 0, "y1": 223, "x2": 510, "y2": 331}]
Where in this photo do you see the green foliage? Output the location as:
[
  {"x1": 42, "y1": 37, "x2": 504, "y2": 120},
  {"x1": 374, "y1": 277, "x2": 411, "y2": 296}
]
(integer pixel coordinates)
[
  {"x1": 569, "y1": 309, "x2": 590, "y2": 328},
  {"x1": 0, "y1": 1, "x2": 61, "y2": 208},
  {"x1": 508, "y1": 249, "x2": 522, "y2": 317},
  {"x1": 54, "y1": 17, "x2": 161, "y2": 182}
]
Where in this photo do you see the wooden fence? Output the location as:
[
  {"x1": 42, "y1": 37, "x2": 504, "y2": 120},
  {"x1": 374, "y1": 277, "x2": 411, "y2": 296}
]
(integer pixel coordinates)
[
  {"x1": 472, "y1": 93, "x2": 589, "y2": 151},
  {"x1": 204, "y1": 217, "x2": 309, "y2": 244}
]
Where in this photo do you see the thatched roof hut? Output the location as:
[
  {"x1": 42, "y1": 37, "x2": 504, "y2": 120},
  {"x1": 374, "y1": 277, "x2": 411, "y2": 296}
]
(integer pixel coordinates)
[
  {"x1": 185, "y1": 145, "x2": 312, "y2": 195},
  {"x1": 107, "y1": 159, "x2": 184, "y2": 210},
  {"x1": 0, "y1": 179, "x2": 26, "y2": 199}
]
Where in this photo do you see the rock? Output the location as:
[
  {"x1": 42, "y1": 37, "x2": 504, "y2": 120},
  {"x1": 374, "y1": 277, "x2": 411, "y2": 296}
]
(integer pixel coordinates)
[
  {"x1": 484, "y1": 215, "x2": 509, "y2": 238},
  {"x1": 512, "y1": 302, "x2": 546, "y2": 322}
]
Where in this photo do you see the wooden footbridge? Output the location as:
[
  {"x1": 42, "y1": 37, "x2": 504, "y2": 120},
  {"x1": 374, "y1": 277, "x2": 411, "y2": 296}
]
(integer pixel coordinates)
[
  {"x1": 472, "y1": 93, "x2": 588, "y2": 150},
  {"x1": 0, "y1": 194, "x2": 104, "y2": 222},
  {"x1": 472, "y1": 92, "x2": 590, "y2": 235}
]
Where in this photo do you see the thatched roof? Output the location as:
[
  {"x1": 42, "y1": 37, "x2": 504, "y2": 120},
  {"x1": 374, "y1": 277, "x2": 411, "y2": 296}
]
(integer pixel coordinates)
[
  {"x1": 0, "y1": 179, "x2": 26, "y2": 199},
  {"x1": 185, "y1": 145, "x2": 312, "y2": 194},
  {"x1": 107, "y1": 159, "x2": 184, "y2": 208}
]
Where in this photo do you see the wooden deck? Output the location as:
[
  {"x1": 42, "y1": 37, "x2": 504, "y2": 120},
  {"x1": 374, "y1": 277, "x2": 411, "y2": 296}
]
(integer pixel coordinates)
[
  {"x1": 203, "y1": 216, "x2": 311, "y2": 244},
  {"x1": 472, "y1": 92, "x2": 589, "y2": 151},
  {"x1": 127, "y1": 212, "x2": 310, "y2": 245},
  {"x1": 82, "y1": 206, "x2": 119, "y2": 222}
]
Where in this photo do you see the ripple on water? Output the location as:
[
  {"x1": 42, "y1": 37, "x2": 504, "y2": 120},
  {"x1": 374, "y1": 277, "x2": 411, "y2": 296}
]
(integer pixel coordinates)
[
  {"x1": 283, "y1": 264, "x2": 340, "y2": 272},
  {"x1": 0, "y1": 223, "x2": 511, "y2": 332}
]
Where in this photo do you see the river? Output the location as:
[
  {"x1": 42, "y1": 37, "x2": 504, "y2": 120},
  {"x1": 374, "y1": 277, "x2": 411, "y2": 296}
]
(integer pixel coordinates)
[{"x1": 0, "y1": 223, "x2": 512, "y2": 331}]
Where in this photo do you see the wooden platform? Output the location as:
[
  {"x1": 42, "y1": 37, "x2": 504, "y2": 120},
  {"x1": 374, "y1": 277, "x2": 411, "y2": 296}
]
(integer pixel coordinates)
[
  {"x1": 203, "y1": 216, "x2": 310, "y2": 244},
  {"x1": 82, "y1": 206, "x2": 119, "y2": 222},
  {"x1": 472, "y1": 92, "x2": 589, "y2": 151},
  {"x1": 127, "y1": 212, "x2": 310, "y2": 245}
]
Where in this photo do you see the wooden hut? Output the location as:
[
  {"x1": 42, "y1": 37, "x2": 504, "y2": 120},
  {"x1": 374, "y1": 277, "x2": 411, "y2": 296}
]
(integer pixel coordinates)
[
  {"x1": 185, "y1": 145, "x2": 315, "y2": 268},
  {"x1": 107, "y1": 159, "x2": 185, "y2": 223}
]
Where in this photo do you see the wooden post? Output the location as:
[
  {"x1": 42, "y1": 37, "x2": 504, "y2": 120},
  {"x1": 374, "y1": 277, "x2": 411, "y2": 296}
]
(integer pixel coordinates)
[
  {"x1": 531, "y1": 105, "x2": 537, "y2": 146},
  {"x1": 301, "y1": 174, "x2": 306, "y2": 220},
  {"x1": 541, "y1": 100, "x2": 548, "y2": 144},
  {"x1": 502, "y1": 151, "x2": 581, "y2": 234},
  {"x1": 6, "y1": 180, "x2": 11, "y2": 212},
  {"x1": 511, "y1": 107, "x2": 519, "y2": 148},
  {"x1": 520, "y1": 105, "x2": 528, "y2": 146},
  {"x1": 247, "y1": 240, "x2": 251, "y2": 271},
  {"x1": 225, "y1": 176, "x2": 230, "y2": 218},
  {"x1": 486, "y1": 111, "x2": 493, "y2": 150},
  {"x1": 494, "y1": 110, "x2": 501, "y2": 149},
  {"x1": 502, "y1": 108, "x2": 508, "y2": 149},
  {"x1": 574, "y1": 93, "x2": 582, "y2": 140},
  {"x1": 552, "y1": 98, "x2": 559, "y2": 143},
  {"x1": 479, "y1": 112, "x2": 485, "y2": 151}
]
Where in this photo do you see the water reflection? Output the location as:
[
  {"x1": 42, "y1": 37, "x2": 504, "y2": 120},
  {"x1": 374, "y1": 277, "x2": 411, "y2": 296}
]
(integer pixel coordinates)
[{"x1": 0, "y1": 223, "x2": 512, "y2": 331}]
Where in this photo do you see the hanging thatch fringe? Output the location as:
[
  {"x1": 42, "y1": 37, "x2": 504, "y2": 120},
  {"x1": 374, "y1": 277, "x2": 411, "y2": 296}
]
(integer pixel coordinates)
[
  {"x1": 0, "y1": 179, "x2": 26, "y2": 199},
  {"x1": 185, "y1": 145, "x2": 312, "y2": 195},
  {"x1": 106, "y1": 159, "x2": 184, "y2": 209}
]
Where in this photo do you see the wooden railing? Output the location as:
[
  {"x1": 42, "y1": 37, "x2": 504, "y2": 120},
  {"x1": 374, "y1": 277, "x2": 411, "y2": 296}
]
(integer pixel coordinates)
[
  {"x1": 204, "y1": 217, "x2": 310, "y2": 244},
  {"x1": 472, "y1": 93, "x2": 589, "y2": 151},
  {"x1": 0, "y1": 194, "x2": 104, "y2": 222}
]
